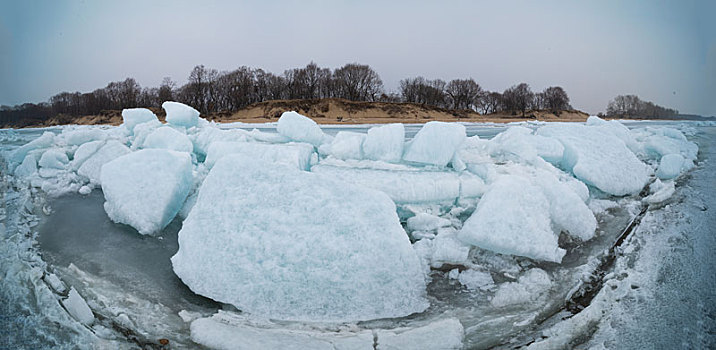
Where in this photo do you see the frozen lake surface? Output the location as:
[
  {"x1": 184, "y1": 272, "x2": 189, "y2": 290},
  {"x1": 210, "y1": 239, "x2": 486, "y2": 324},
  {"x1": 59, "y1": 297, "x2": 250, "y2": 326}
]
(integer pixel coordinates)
[{"x1": 1, "y1": 116, "x2": 715, "y2": 349}]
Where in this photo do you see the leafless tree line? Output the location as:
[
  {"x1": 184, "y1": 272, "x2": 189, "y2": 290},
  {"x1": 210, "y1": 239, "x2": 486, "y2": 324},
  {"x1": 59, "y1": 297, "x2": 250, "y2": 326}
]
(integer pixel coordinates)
[
  {"x1": 604, "y1": 95, "x2": 678, "y2": 118},
  {"x1": 1, "y1": 61, "x2": 577, "y2": 125}
]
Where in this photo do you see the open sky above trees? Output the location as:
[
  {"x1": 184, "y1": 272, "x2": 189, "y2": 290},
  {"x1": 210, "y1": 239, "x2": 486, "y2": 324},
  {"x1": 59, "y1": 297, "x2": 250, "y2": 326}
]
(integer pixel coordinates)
[{"x1": 1, "y1": 0, "x2": 714, "y2": 116}]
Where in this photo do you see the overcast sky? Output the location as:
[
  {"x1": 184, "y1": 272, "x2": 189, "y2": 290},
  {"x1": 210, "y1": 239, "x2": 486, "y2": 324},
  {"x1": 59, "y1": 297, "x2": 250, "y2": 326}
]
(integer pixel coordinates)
[{"x1": 1, "y1": 0, "x2": 714, "y2": 116}]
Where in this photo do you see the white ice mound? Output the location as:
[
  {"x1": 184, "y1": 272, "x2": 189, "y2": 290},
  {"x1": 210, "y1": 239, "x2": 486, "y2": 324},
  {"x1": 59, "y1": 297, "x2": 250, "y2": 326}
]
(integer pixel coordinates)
[
  {"x1": 100, "y1": 149, "x2": 193, "y2": 235},
  {"x1": 363, "y1": 123, "x2": 405, "y2": 162},
  {"x1": 488, "y1": 126, "x2": 564, "y2": 164},
  {"x1": 172, "y1": 154, "x2": 429, "y2": 322},
  {"x1": 38, "y1": 149, "x2": 69, "y2": 169},
  {"x1": 491, "y1": 268, "x2": 552, "y2": 307},
  {"x1": 458, "y1": 176, "x2": 566, "y2": 263},
  {"x1": 376, "y1": 318, "x2": 464, "y2": 350},
  {"x1": 277, "y1": 111, "x2": 326, "y2": 146},
  {"x1": 403, "y1": 121, "x2": 466, "y2": 167},
  {"x1": 121, "y1": 108, "x2": 158, "y2": 133},
  {"x1": 205, "y1": 141, "x2": 314, "y2": 170},
  {"x1": 311, "y1": 164, "x2": 460, "y2": 203},
  {"x1": 143, "y1": 126, "x2": 193, "y2": 153},
  {"x1": 62, "y1": 287, "x2": 94, "y2": 325},
  {"x1": 322, "y1": 131, "x2": 365, "y2": 160},
  {"x1": 77, "y1": 140, "x2": 131, "y2": 184},
  {"x1": 60, "y1": 128, "x2": 108, "y2": 146},
  {"x1": 537, "y1": 124, "x2": 652, "y2": 196},
  {"x1": 163, "y1": 101, "x2": 200, "y2": 128},
  {"x1": 10, "y1": 131, "x2": 54, "y2": 167},
  {"x1": 656, "y1": 153, "x2": 687, "y2": 180}
]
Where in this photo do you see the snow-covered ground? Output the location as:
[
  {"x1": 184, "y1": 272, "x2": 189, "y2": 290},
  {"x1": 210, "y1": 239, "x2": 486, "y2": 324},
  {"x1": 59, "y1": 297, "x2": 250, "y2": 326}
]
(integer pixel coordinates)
[{"x1": 1, "y1": 104, "x2": 714, "y2": 349}]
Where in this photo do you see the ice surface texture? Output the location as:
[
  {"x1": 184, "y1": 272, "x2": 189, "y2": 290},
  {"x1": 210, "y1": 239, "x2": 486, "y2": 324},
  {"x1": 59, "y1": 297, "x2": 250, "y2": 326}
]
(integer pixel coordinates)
[
  {"x1": 163, "y1": 101, "x2": 199, "y2": 127},
  {"x1": 121, "y1": 108, "x2": 158, "y2": 133},
  {"x1": 403, "y1": 121, "x2": 466, "y2": 167},
  {"x1": 101, "y1": 149, "x2": 193, "y2": 235},
  {"x1": 277, "y1": 111, "x2": 327, "y2": 146},
  {"x1": 172, "y1": 154, "x2": 428, "y2": 322}
]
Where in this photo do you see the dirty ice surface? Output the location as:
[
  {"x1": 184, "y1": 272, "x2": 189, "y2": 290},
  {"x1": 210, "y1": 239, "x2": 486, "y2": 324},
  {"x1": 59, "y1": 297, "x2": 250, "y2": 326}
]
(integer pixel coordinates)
[{"x1": 1, "y1": 104, "x2": 714, "y2": 349}]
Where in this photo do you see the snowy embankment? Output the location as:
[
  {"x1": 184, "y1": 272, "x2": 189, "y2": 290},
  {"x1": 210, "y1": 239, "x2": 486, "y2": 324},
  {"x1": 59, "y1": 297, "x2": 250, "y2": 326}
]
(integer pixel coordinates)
[{"x1": 0, "y1": 102, "x2": 704, "y2": 349}]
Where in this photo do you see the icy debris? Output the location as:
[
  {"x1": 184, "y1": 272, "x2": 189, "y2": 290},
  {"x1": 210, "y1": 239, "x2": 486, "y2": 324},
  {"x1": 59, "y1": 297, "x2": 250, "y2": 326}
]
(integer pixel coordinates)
[
  {"x1": 190, "y1": 126, "x2": 251, "y2": 157},
  {"x1": 458, "y1": 176, "x2": 566, "y2": 263},
  {"x1": 62, "y1": 287, "x2": 94, "y2": 325},
  {"x1": 320, "y1": 131, "x2": 365, "y2": 160},
  {"x1": 311, "y1": 165, "x2": 460, "y2": 203},
  {"x1": 407, "y1": 213, "x2": 452, "y2": 232},
  {"x1": 205, "y1": 141, "x2": 314, "y2": 170},
  {"x1": 78, "y1": 185, "x2": 92, "y2": 195},
  {"x1": 643, "y1": 179, "x2": 675, "y2": 204},
  {"x1": 10, "y1": 131, "x2": 55, "y2": 167},
  {"x1": 586, "y1": 116, "x2": 642, "y2": 154},
  {"x1": 430, "y1": 229, "x2": 471, "y2": 267},
  {"x1": 190, "y1": 315, "x2": 374, "y2": 350},
  {"x1": 277, "y1": 111, "x2": 327, "y2": 146},
  {"x1": 178, "y1": 310, "x2": 202, "y2": 323},
  {"x1": 44, "y1": 273, "x2": 67, "y2": 293},
  {"x1": 142, "y1": 126, "x2": 193, "y2": 153},
  {"x1": 129, "y1": 119, "x2": 162, "y2": 149},
  {"x1": 487, "y1": 126, "x2": 565, "y2": 164},
  {"x1": 639, "y1": 127, "x2": 698, "y2": 160},
  {"x1": 362, "y1": 123, "x2": 405, "y2": 162},
  {"x1": 101, "y1": 149, "x2": 193, "y2": 235},
  {"x1": 656, "y1": 153, "x2": 689, "y2": 180},
  {"x1": 121, "y1": 108, "x2": 158, "y2": 133},
  {"x1": 376, "y1": 318, "x2": 464, "y2": 350},
  {"x1": 77, "y1": 140, "x2": 131, "y2": 184},
  {"x1": 14, "y1": 153, "x2": 38, "y2": 178},
  {"x1": 458, "y1": 269, "x2": 494, "y2": 291},
  {"x1": 403, "y1": 121, "x2": 466, "y2": 167},
  {"x1": 458, "y1": 173, "x2": 488, "y2": 199},
  {"x1": 163, "y1": 101, "x2": 200, "y2": 128},
  {"x1": 60, "y1": 128, "x2": 108, "y2": 146},
  {"x1": 172, "y1": 154, "x2": 428, "y2": 322},
  {"x1": 537, "y1": 123, "x2": 652, "y2": 196},
  {"x1": 588, "y1": 199, "x2": 619, "y2": 215},
  {"x1": 38, "y1": 149, "x2": 69, "y2": 169},
  {"x1": 491, "y1": 268, "x2": 552, "y2": 307}
]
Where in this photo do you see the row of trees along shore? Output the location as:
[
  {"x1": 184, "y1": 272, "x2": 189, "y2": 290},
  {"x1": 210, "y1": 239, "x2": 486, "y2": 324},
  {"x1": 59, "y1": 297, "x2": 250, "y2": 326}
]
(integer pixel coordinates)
[{"x1": 1, "y1": 62, "x2": 678, "y2": 126}]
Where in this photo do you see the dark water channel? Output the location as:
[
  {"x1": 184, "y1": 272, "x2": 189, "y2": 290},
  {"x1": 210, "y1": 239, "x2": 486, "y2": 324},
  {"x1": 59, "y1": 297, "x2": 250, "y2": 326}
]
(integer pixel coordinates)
[{"x1": 38, "y1": 191, "x2": 218, "y2": 311}]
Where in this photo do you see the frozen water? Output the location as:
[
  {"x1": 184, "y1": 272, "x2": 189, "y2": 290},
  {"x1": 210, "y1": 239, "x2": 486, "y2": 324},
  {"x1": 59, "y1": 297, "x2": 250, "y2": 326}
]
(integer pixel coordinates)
[
  {"x1": 407, "y1": 213, "x2": 452, "y2": 232},
  {"x1": 62, "y1": 287, "x2": 94, "y2": 325},
  {"x1": 311, "y1": 164, "x2": 460, "y2": 203},
  {"x1": 376, "y1": 318, "x2": 464, "y2": 350},
  {"x1": 14, "y1": 153, "x2": 38, "y2": 177},
  {"x1": 204, "y1": 141, "x2": 315, "y2": 170},
  {"x1": 457, "y1": 269, "x2": 494, "y2": 291},
  {"x1": 491, "y1": 268, "x2": 552, "y2": 307},
  {"x1": 101, "y1": 149, "x2": 193, "y2": 235},
  {"x1": 142, "y1": 126, "x2": 194, "y2": 153},
  {"x1": 458, "y1": 176, "x2": 566, "y2": 262},
  {"x1": 163, "y1": 101, "x2": 200, "y2": 127},
  {"x1": 121, "y1": 108, "x2": 158, "y2": 133},
  {"x1": 403, "y1": 121, "x2": 466, "y2": 167},
  {"x1": 362, "y1": 123, "x2": 405, "y2": 162},
  {"x1": 77, "y1": 140, "x2": 131, "y2": 184},
  {"x1": 320, "y1": 131, "x2": 365, "y2": 160},
  {"x1": 537, "y1": 123, "x2": 652, "y2": 196},
  {"x1": 277, "y1": 111, "x2": 327, "y2": 146},
  {"x1": 656, "y1": 153, "x2": 686, "y2": 179},
  {"x1": 9, "y1": 131, "x2": 54, "y2": 167},
  {"x1": 38, "y1": 149, "x2": 69, "y2": 169},
  {"x1": 59, "y1": 128, "x2": 108, "y2": 146},
  {"x1": 172, "y1": 154, "x2": 428, "y2": 322},
  {"x1": 643, "y1": 179, "x2": 675, "y2": 204}
]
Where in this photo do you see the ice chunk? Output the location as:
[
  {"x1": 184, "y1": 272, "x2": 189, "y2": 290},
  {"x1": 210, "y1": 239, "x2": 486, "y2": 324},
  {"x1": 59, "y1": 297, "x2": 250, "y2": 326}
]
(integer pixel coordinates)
[
  {"x1": 362, "y1": 123, "x2": 405, "y2": 162},
  {"x1": 311, "y1": 165, "x2": 460, "y2": 203},
  {"x1": 322, "y1": 131, "x2": 365, "y2": 160},
  {"x1": 407, "y1": 213, "x2": 451, "y2": 232},
  {"x1": 129, "y1": 119, "x2": 162, "y2": 149},
  {"x1": 121, "y1": 108, "x2": 158, "y2": 133},
  {"x1": 530, "y1": 170, "x2": 596, "y2": 241},
  {"x1": 100, "y1": 149, "x2": 193, "y2": 235},
  {"x1": 643, "y1": 179, "x2": 675, "y2": 204},
  {"x1": 277, "y1": 111, "x2": 326, "y2": 146},
  {"x1": 70, "y1": 140, "x2": 104, "y2": 170},
  {"x1": 78, "y1": 185, "x2": 92, "y2": 195},
  {"x1": 38, "y1": 149, "x2": 69, "y2": 169},
  {"x1": 586, "y1": 116, "x2": 642, "y2": 154},
  {"x1": 458, "y1": 176, "x2": 565, "y2": 263},
  {"x1": 403, "y1": 121, "x2": 466, "y2": 167},
  {"x1": 190, "y1": 313, "x2": 374, "y2": 350},
  {"x1": 14, "y1": 153, "x2": 38, "y2": 178},
  {"x1": 163, "y1": 101, "x2": 200, "y2": 127},
  {"x1": 376, "y1": 318, "x2": 464, "y2": 350},
  {"x1": 205, "y1": 141, "x2": 315, "y2": 170},
  {"x1": 60, "y1": 128, "x2": 108, "y2": 146},
  {"x1": 640, "y1": 127, "x2": 698, "y2": 160},
  {"x1": 62, "y1": 287, "x2": 94, "y2": 325},
  {"x1": 488, "y1": 126, "x2": 564, "y2": 164},
  {"x1": 656, "y1": 153, "x2": 686, "y2": 180},
  {"x1": 142, "y1": 126, "x2": 193, "y2": 153},
  {"x1": 172, "y1": 154, "x2": 428, "y2": 322},
  {"x1": 430, "y1": 229, "x2": 471, "y2": 267},
  {"x1": 537, "y1": 124, "x2": 651, "y2": 196},
  {"x1": 458, "y1": 269, "x2": 494, "y2": 291},
  {"x1": 491, "y1": 268, "x2": 552, "y2": 307},
  {"x1": 77, "y1": 140, "x2": 131, "y2": 184},
  {"x1": 190, "y1": 126, "x2": 250, "y2": 157},
  {"x1": 459, "y1": 173, "x2": 488, "y2": 198},
  {"x1": 10, "y1": 131, "x2": 54, "y2": 166}
]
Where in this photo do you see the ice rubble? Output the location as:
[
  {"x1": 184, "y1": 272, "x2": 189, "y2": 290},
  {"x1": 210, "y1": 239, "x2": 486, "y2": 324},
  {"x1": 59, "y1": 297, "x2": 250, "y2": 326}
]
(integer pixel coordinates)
[
  {"x1": 277, "y1": 111, "x2": 327, "y2": 146},
  {"x1": 172, "y1": 154, "x2": 429, "y2": 322},
  {"x1": 403, "y1": 121, "x2": 466, "y2": 167},
  {"x1": 362, "y1": 123, "x2": 405, "y2": 162},
  {"x1": 101, "y1": 149, "x2": 193, "y2": 235},
  {"x1": 205, "y1": 141, "x2": 314, "y2": 170},
  {"x1": 121, "y1": 108, "x2": 158, "y2": 133},
  {"x1": 142, "y1": 126, "x2": 194, "y2": 153},
  {"x1": 62, "y1": 287, "x2": 94, "y2": 325},
  {"x1": 163, "y1": 101, "x2": 199, "y2": 127}
]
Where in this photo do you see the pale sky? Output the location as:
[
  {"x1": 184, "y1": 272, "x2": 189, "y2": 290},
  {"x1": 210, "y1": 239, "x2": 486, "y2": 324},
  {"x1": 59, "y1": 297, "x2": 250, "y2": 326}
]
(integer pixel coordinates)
[{"x1": 1, "y1": 0, "x2": 714, "y2": 116}]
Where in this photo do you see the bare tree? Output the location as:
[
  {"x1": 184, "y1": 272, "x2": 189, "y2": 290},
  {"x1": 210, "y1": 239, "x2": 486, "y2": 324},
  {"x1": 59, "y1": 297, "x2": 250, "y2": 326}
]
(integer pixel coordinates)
[
  {"x1": 445, "y1": 79, "x2": 483, "y2": 110},
  {"x1": 478, "y1": 92, "x2": 503, "y2": 114},
  {"x1": 158, "y1": 77, "x2": 175, "y2": 103},
  {"x1": 502, "y1": 83, "x2": 534, "y2": 116},
  {"x1": 542, "y1": 86, "x2": 570, "y2": 112},
  {"x1": 333, "y1": 63, "x2": 383, "y2": 101}
]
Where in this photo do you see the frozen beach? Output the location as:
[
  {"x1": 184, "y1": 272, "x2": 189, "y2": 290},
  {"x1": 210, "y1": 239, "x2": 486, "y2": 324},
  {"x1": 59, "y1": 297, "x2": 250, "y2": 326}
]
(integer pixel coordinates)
[{"x1": 1, "y1": 104, "x2": 714, "y2": 349}]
